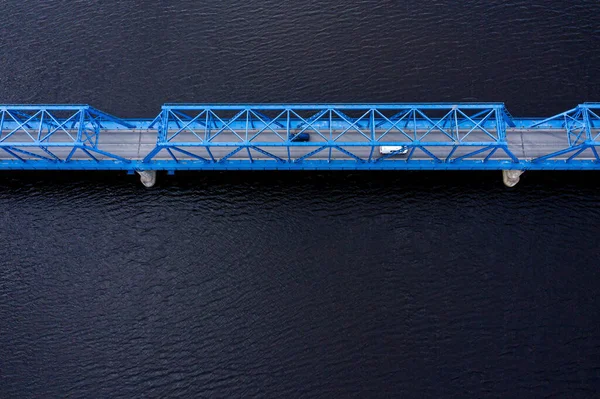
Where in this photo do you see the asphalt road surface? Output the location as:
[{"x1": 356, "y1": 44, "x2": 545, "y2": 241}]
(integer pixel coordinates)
[{"x1": 0, "y1": 128, "x2": 593, "y2": 161}]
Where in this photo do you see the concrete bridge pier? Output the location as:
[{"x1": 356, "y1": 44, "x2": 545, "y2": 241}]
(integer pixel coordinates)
[
  {"x1": 137, "y1": 170, "x2": 157, "y2": 188},
  {"x1": 502, "y1": 170, "x2": 524, "y2": 187}
]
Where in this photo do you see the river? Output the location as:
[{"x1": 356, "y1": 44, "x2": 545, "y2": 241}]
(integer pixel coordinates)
[{"x1": 1, "y1": 1, "x2": 599, "y2": 397}]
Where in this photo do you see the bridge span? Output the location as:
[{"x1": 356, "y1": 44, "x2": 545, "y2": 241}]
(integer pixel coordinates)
[{"x1": 0, "y1": 103, "x2": 598, "y2": 187}]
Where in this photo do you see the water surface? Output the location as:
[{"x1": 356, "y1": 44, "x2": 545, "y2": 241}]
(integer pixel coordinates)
[{"x1": 1, "y1": 1, "x2": 600, "y2": 397}]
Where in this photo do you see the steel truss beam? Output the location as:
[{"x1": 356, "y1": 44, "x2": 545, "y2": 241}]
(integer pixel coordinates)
[
  {"x1": 0, "y1": 102, "x2": 599, "y2": 172},
  {"x1": 0, "y1": 105, "x2": 135, "y2": 167},
  {"x1": 143, "y1": 103, "x2": 518, "y2": 166},
  {"x1": 530, "y1": 103, "x2": 600, "y2": 163}
]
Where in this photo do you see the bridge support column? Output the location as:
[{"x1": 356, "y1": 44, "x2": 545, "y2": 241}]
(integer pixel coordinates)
[
  {"x1": 502, "y1": 170, "x2": 524, "y2": 187},
  {"x1": 137, "y1": 170, "x2": 157, "y2": 188}
]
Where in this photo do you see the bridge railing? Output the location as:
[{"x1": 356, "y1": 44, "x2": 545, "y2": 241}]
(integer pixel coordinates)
[
  {"x1": 0, "y1": 105, "x2": 135, "y2": 168},
  {"x1": 529, "y1": 103, "x2": 600, "y2": 163},
  {"x1": 143, "y1": 103, "x2": 519, "y2": 168}
]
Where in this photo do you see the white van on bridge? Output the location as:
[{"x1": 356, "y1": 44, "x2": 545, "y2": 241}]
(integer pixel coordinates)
[{"x1": 379, "y1": 146, "x2": 409, "y2": 155}]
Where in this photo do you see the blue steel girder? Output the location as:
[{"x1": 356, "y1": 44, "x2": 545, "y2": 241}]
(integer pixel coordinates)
[
  {"x1": 530, "y1": 103, "x2": 600, "y2": 163},
  {"x1": 0, "y1": 105, "x2": 134, "y2": 165},
  {"x1": 143, "y1": 103, "x2": 518, "y2": 165}
]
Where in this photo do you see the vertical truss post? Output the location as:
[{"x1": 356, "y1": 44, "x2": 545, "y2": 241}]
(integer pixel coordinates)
[
  {"x1": 495, "y1": 108, "x2": 506, "y2": 142},
  {"x1": 582, "y1": 107, "x2": 593, "y2": 142},
  {"x1": 369, "y1": 109, "x2": 375, "y2": 162},
  {"x1": 159, "y1": 108, "x2": 169, "y2": 143},
  {"x1": 76, "y1": 108, "x2": 86, "y2": 142},
  {"x1": 286, "y1": 109, "x2": 291, "y2": 162}
]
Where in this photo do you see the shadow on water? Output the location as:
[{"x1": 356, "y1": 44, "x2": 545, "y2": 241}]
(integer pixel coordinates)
[{"x1": 1, "y1": 169, "x2": 600, "y2": 190}]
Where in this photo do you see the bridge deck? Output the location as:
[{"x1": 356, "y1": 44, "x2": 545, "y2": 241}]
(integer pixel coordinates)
[{"x1": 0, "y1": 128, "x2": 592, "y2": 161}]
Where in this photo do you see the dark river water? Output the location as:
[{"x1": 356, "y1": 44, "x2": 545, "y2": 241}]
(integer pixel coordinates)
[{"x1": 1, "y1": 1, "x2": 600, "y2": 398}]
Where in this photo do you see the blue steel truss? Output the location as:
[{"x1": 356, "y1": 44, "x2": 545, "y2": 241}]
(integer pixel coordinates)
[
  {"x1": 0, "y1": 102, "x2": 599, "y2": 172},
  {"x1": 0, "y1": 105, "x2": 134, "y2": 167},
  {"x1": 143, "y1": 103, "x2": 519, "y2": 169},
  {"x1": 529, "y1": 103, "x2": 600, "y2": 163}
]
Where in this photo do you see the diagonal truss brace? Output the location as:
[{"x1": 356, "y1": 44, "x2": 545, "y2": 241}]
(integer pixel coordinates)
[
  {"x1": 0, "y1": 105, "x2": 134, "y2": 164},
  {"x1": 531, "y1": 103, "x2": 600, "y2": 163}
]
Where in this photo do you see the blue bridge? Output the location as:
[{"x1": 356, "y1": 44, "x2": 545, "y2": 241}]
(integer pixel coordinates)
[{"x1": 0, "y1": 103, "x2": 598, "y2": 186}]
